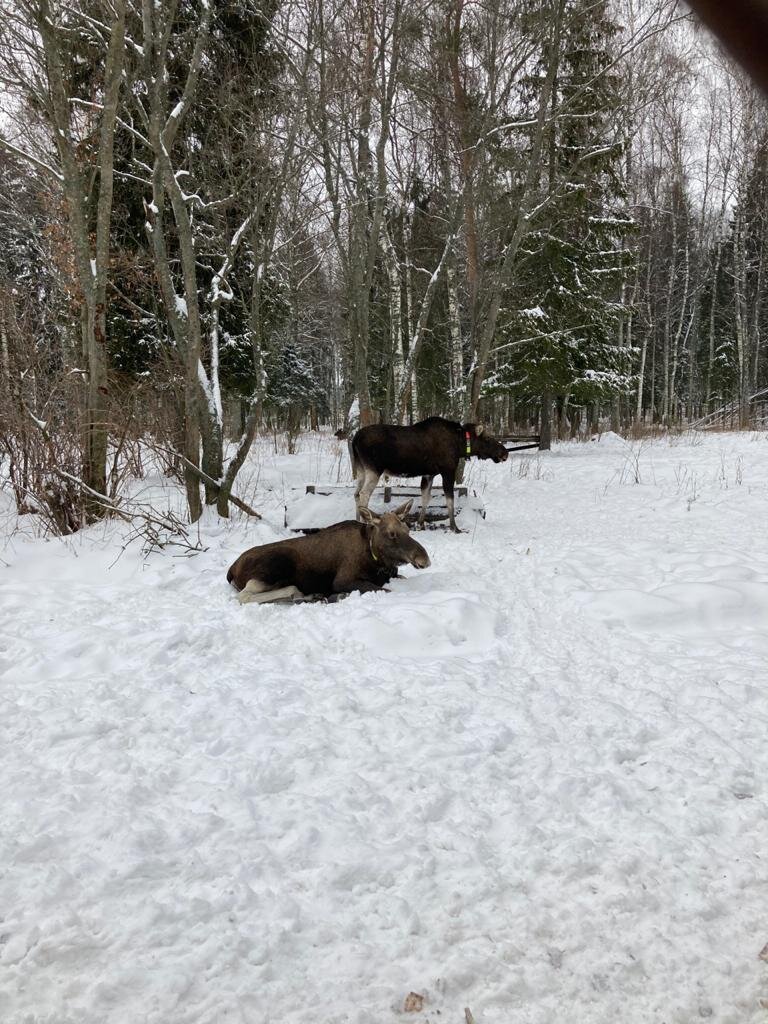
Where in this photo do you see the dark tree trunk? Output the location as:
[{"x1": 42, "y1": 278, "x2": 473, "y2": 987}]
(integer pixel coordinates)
[{"x1": 539, "y1": 391, "x2": 552, "y2": 451}]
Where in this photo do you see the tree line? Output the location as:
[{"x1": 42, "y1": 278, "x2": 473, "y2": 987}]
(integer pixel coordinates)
[{"x1": 1, "y1": 0, "x2": 766, "y2": 529}]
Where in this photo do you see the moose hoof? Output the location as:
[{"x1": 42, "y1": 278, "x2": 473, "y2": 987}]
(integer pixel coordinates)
[{"x1": 450, "y1": 525, "x2": 464, "y2": 534}]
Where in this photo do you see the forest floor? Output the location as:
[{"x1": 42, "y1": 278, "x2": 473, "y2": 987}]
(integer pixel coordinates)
[{"x1": 1, "y1": 429, "x2": 768, "y2": 1024}]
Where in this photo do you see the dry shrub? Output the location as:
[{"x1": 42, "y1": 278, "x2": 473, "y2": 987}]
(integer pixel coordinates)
[
  {"x1": 0, "y1": 294, "x2": 188, "y2": 535},
  {"x1": 0, "y1": 302, "x2": 87, "y2": 534}
]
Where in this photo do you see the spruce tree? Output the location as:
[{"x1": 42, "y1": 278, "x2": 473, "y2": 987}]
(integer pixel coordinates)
[{"x1": 493, "y1": 0, "x2": 633, "y2": 436}]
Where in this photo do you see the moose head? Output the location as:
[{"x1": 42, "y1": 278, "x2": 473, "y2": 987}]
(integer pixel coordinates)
[
  {"x1": 358, "y1": 499, "x2": 431, "y2": 569},
  {"x1": 463, "y1": 424, "x2": 508, "y2": 464}
]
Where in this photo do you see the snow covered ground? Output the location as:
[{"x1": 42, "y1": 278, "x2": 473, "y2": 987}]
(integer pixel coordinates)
[{"x1": 1, "y1": 429, "x2": 768, "y2": 1024}]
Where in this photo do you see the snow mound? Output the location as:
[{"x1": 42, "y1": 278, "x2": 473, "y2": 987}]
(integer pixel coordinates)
[
  {"x1": 349, "y1": 589, "x2": 499, "y2": 660},
  {"x1": 592, "y1": 429, "x2": 627, "y2": 445},
  {"x1": 578, "y1": 577, "x2": 768, "y2": 635}
]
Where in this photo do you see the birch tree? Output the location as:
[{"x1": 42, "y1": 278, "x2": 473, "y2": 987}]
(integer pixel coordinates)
[
  {"x1": 129, "y1": 0, "x2": 309, "y2": 519},
  {"x1": 308, "y1": 0, "x2": 403, "y2": 426},
  {"x1": 0, "y1": 0, "x2": 127, "y2": 513}
]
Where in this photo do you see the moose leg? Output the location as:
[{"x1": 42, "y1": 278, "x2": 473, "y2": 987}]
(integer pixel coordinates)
[
  {"x1": 442, "y1": 471, "x2": 462, "y2": 533},
  {"x1": 356, "y1": 468, "x2": 380, "y2": 521},
  {"x1": 266, "y1": 588, "x2": 317, "y2": 604},
  {"x1": 332, "y1": 573, "x2": 385, "y2": 596},
  {"x1": 353, "y1": 463, "x2": 364, "y2": 513},
  {"x1": 419, "y1": 475, "x2": 434, "y2": 529},
  {"x1": 238, "y1": 580, "x2": 304, "y2": 605}
]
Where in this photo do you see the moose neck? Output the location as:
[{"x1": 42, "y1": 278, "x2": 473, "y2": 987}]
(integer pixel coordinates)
[
  {"x1": 368, "y1": 530, "x2": 380, "y2": 564},
  {"x1": 367, "y1": 528, "x2": 401, "y2": 573},
  {"x1": 368, "y1": 528, "x2": 391, "y2": 568}
]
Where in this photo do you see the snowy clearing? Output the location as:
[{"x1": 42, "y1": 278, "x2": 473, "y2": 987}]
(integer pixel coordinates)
[{"x1": 1, "y1": 430, "x2": 768, "y2": 1024}]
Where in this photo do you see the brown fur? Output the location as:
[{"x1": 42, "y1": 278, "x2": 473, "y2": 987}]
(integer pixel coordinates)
[
  {"x1": 351, "y1": 416, "x2": 508, "y2": 532},
  {"x1": 227, "y1": 501, "x2": 430, "y2": 602}
]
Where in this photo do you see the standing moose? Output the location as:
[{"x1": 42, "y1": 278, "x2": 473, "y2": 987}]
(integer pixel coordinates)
[{"x1": 352, "y1": 417, "x2": 508, "y2": 533}]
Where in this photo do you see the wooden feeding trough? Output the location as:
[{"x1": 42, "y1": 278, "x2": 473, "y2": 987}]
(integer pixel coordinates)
[
  {"x1": 500, "y1": 433, "x2": 541, "y2": 453},
  {"x1": 284, "y1": 483, "x2": 485, "y2": 533}
]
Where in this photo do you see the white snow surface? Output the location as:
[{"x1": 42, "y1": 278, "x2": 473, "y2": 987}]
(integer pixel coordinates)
[{"x1": 2, "y1": 430, "x2": 768, "y2": 1023}]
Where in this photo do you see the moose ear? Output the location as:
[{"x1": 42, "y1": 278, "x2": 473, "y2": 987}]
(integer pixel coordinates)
[
  {"x1": 475, "y1": 424, "x2": 485, "y2": 436},
  {"x1": 393, "y1": 499, "x2": 413, "y2": 520},
  {"x1": 359, "y1": 506, "x2": 381, "y2": 526}
]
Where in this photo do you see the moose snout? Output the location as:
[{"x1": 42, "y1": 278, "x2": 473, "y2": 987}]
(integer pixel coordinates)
[{"x1": 408, "y1": 542, "x2": 431, "y2": 569}]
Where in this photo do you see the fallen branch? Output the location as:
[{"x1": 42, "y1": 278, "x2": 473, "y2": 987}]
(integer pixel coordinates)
[
  {"x1": 54, "y1": 469, "x2": 204, "y2": 555},
  {"x1": 181, "y1": 457, "x2": 262, "y2": 518}
]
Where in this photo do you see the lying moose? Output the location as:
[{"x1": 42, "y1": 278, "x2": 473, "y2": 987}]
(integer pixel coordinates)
[
  {"x1": 352, "y1": 416, "x2": 508, "y2": 533},
  {"x1": 227, "y1": 499, "x2": 430, "y2": 605}
]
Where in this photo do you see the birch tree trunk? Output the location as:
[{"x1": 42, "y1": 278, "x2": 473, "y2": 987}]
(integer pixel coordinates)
[
  {"x1": 143, "y1": 0, "x2": 214, "y2": 519},
  {"x1": 312, "y1": 0, "x2": 402, "y2": 428},
  {"x1": 733, "y1": 211, "x2": 749, "y2": 426},
  {"x1": 636, "y1": 236, "x2": 653, "y2": 423},
  {"x1": 706, "y1": 239, "x2": 723, "y2": 410},
  {"x1": 685, "y1": 295, "x2": 700, "y2": 420},
  {"x1": 446, "y1": 254, "x2": 464, "y2": 417},
  {"x1": 750, "y1": 240, "x2": 764, "y2": 396},
  {"x1": 33, "y1": 0, "x2": 127, "y2": 514},
  {"x1": 0, "y1": 300, "x2": 9, "y2": 393},
  {"x1": 394, "y1": 199, "x2": 465, "y2": 423},
  {"x1": 669, "y1": 238, "x2": 690, "y2": 423},
  {"x1": 442, "y1": 148, "x2": 464, "y2": 417},
  {"x1": 662, "y1": 204, "x2": 677, "y2": 424},
  {"x1": 446, "y1": 0, "x2": 481, "y2": 361},
  {"x1": 402, "y1": 201, "x2": 419, "y2": 421},
  {"x1": 380, "y1": 222, "x2": 404, "y2": 416},
  {"x1": 348, "y1": 0, "x2": 377, "y2": 426}
]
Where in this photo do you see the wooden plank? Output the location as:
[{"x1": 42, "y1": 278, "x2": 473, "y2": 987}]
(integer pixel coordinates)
[
  {"x1": 303, "y1": 484, "x2": 469, "y2": 497},
  {"x1": 288, "y1": 482, "x2": 484, "y2": 534},
  {"x1": 504, "y1": 441, "x2": 540, "y2": 452}
]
